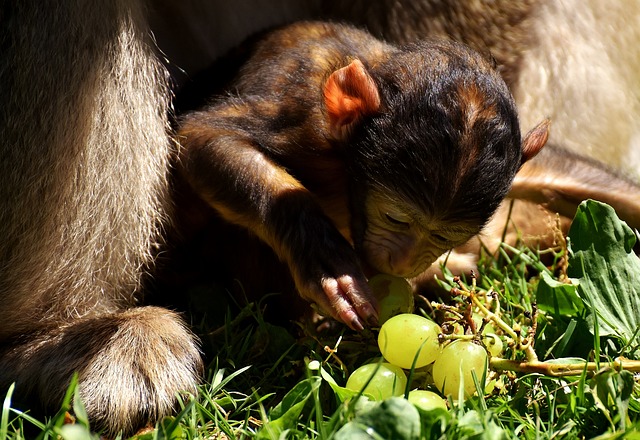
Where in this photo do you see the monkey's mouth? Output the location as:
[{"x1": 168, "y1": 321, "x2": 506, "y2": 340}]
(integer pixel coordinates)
[
  {"x1": 363, "y1": 248, "x2": 435, "y2": 279},
  {"x1": 390, "y1": 263, "x2": 432, "y2": 279}
]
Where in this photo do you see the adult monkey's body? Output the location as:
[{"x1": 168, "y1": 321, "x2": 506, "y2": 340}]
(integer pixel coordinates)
[
  {"x1": 0, "y1": 2, "x2": 202, "y2": 436},
  {"x1": 1, "y1": 0, "x2": 639, "y2": 436}
]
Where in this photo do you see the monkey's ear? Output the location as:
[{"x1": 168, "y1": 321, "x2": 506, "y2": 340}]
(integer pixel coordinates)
[
  {"x1": 521, "y1": 119, "x2": 550, "y2": 165},
  {"x1": 324, "y1": 59, "x2": 381, "y2": 140}
]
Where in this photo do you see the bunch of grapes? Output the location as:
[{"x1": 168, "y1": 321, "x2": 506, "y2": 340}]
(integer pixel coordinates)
[
  {"x1": 344, "y1": 274, "x2": 498, "y2": 409},
  {"x1": 342, "y1": 272, "x2": 640, "y2": 415}
]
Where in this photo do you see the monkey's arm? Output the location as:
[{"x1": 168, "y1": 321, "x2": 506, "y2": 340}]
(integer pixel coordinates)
[
  {"x1": 178, "y1": 114, "x2": 376, "y2": 330},
  {"x1": 510, "y1": 145, "x2": 640, "y2": 230}
]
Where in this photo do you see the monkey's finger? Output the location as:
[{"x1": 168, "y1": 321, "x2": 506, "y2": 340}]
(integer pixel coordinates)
[
  {"x1": 335, "y1": 275, "x2": 378, "y2": 326},
  {"x1": 320, "y1": 277, "x2": 365, "y2": 331},
  {"x1": 302, "y1": 278, "x2": 357, "y2": 329}
]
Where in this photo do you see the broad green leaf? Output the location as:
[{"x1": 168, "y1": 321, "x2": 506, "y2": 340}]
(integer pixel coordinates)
[
  {"x1": 257, "y1": 377, "x2": 321, "y2": 439},
  {"x1": 320, "y1": 365, "x2": 361, "y2": 403},
  {"x1": 154, "y1": 399, "x2": 196, "y2": 440},
  {"x1": 590, "y1": 369, "x2": 634, "y2": 430},
  {"x1": 567, "y1": 200, "x2": 640, "y2": 347},
  {"x1": 545, "y1": 357, "x2": 588, "y2": 365},
  {"x1": 455, "y1": 410, "x2": 508, "y2": 440},
  {"x1": 415, "y1": 407, "x2": 450, "y2": 440},
  {"x1": 334, "y1": 397, "x2": 421, "y2": 440},
  {"x1": 57, "y1": 424, "x2": 99, "y2": 440},
  {"x1": 536, "y1": 271, "x2": 583, "y2": 316},
  {"x1": 72, "y1": 385, "x2": 90, "y2": 429}
]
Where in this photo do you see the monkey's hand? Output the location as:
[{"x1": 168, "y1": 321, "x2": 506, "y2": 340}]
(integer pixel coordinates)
[
  {"x1": 277, "y1": 204, "x2": 379, "y2": 331},
  {"x1": 179, "y1": 125, "x2": 378, "y2": 330}
]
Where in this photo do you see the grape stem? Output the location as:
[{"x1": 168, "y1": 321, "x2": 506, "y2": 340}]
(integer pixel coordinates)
[
  {"x1": 446, "y1": 277, "x2": 640, "y2": 377},
  {"x1": 450, "y1": 276, "x2": 539, "y2": 362},
  {"x1": 490, "y1": 357, "x2": 640, "y2": 376},
  {"x1": 440, "y1": 333, "x2": 475, "y2": 342},
  {"x1": 323, "y1": 335, "x2": 349, "y2": 373}
]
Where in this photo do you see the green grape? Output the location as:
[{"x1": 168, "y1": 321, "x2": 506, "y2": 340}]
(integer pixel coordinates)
[
  {"x1": 368, "y1": 274, "x2": 414, "y2": 324},
  {"x1": 407, "y1": 390, "x2": 447, "y2": 411},
  {"x1": 482, "y1": 333, "x2": 503, "y2": 357},
  {"x1": 378, "y1": 313, "x2": 442, "y2": 369},
  {"x1": 345, "y1": 362, "x2": 407, "y2": 400},
  {"x1": 432, "y1": 340, "x2": 488, "y2": 397}
]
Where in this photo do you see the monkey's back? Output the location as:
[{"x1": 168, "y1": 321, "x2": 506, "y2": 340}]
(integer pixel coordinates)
[{"x1": 233, "y1": 22, "x2": 396, "y2": 102}]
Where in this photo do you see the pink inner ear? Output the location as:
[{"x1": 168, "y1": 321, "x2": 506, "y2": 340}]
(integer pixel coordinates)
[
  {"x1": 521, "y1": 119, "x2": 550, "y2": 164},
  {"x1": 324, "y1": 59, "x2": 381, "y2": 138}
]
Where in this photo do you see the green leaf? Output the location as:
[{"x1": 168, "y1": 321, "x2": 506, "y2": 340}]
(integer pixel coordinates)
[
  {"x1": 590, "y1": 369, "x2": 635, "y2": 430},
  {"x1": 455, "y1": 410, "x2": 509, "y2": 440},
  {"x1": 1, "y1": 384, "x2": 14, "y2": 440},
  {"x1": 257, "y1": 377, "x2": 321, "y2": 439},
  {"x1": 251, "y1": 323, "x2": 297, "y2": 363},
  {"x1": 536, "y1": 271, "x2": 583, "y2": 316},
  {"x1": 320, "y1": 365, "x2": 361, "y2": 403},
  {"x1": 567, "y1": 200, "x2": 640, "y2": 348},
  {"x1": 72, "y1": 385, "x2": 90, "y2": 430},
  {"x1": 415, "y1": 407, "x2": 450, "y2": 440},
  {"x1": 544, "y1": 357, "x2": 588, "y2": 365},
  {"x1": 57, "y1": 424, "x2": 99, "y2": 440},
  {"x1": 154, "y1": 398, "x2": 196, "y2": 440},
  {"x1": 334, "y1": 397, "x2": 421, "y2": 440}
]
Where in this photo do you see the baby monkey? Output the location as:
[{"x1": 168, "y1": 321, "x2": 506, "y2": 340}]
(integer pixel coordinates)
[{"x1": 178, "y1": 21, "x2": 548, "y2": 330}]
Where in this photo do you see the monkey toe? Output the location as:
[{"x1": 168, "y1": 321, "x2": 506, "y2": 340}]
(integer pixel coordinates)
[
  {"x1": 0, "y1": 306, "x2": 203, "y2": 438},
  {"x1": 75, "y1": 307, "x2": 203, "y2": 436}
]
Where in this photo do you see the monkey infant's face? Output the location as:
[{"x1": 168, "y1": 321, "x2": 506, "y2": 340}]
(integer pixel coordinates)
[{"x1": 359, "y1": 191, "x2": 479, "y2": 278}]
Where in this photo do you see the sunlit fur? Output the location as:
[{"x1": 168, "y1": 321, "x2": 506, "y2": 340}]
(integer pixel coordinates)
[
  {"x1": 514, "y1": 0, "x2": 640, "y2": 178},
  {"x1": 0, "y1": 2, "x2": 202, "y2": 437}
]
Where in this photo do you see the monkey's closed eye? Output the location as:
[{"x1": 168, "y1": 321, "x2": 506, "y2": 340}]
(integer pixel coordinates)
[
  {"x1": 385, "y1": 213, "x2": 411, "y2": 228},
  {"x1": 431, "y1": 233, "x2": 449, "y2": 243}
]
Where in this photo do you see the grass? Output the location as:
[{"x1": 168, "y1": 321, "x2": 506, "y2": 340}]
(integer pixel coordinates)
[{"x1": 2, "y1": 201, "x2": 640, "y2": 439}]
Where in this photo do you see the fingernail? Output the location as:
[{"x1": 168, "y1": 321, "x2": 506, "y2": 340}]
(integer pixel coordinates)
[
  {"x1": 352, "y1": 316, "x2": 365, "y2": 332},
  {"x1": 363, "y1": 304, "x2": 379, "y2": 326}
]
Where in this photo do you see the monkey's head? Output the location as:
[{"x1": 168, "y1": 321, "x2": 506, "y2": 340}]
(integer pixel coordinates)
[{"x1": 324, "y1": 40, "x2": 548, "y2": 277}]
